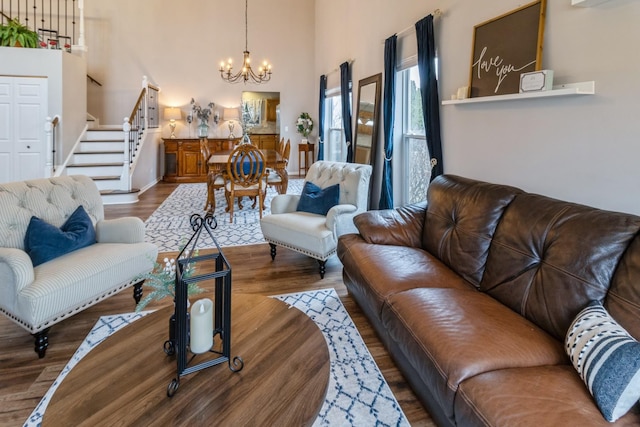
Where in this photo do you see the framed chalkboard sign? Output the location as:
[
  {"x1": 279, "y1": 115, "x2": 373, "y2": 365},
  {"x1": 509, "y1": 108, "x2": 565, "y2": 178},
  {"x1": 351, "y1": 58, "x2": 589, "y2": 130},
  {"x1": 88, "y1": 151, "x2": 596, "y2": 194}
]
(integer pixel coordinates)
[{"x1": 468, "y1": 0, "x2": 547, "y2": 98}]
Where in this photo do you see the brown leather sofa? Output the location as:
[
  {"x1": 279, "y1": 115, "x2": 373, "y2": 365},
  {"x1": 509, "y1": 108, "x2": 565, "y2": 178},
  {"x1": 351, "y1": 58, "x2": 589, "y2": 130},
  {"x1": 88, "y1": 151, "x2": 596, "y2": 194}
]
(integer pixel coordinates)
[{"x1": 337, "y1": 174, "x2": 640, "y2": 426}]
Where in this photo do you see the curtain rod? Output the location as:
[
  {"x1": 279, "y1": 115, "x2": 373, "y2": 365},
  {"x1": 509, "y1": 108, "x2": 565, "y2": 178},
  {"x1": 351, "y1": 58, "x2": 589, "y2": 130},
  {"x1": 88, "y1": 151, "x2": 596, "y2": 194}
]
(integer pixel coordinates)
[
  {"x1": 323, "y1": 58, "x2": 356, "y2": 77},
  {"x1": 381, "y1": 9, "x2": 443, "y2": 43}
]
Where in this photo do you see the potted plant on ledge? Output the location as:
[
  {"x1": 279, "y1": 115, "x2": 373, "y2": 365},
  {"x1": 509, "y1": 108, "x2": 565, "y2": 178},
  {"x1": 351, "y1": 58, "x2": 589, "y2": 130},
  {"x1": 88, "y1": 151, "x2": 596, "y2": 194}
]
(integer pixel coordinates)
[{"x1": 0, "y1": 18, "x2": 39, "y2": 48}]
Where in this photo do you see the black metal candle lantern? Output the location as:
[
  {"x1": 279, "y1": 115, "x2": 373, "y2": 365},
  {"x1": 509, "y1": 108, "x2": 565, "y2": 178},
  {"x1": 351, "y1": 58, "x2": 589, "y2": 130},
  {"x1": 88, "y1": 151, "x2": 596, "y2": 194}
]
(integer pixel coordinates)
[{"x1": 164, "y1": 213, "x2": 243, "y2": 397}]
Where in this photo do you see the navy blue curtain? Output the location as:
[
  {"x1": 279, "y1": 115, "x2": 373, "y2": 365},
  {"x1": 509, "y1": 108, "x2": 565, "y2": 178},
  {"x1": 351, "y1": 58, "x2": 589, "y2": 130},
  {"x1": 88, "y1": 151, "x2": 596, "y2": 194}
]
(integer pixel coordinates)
[
  {"x1": 416, "y1": 15, "x2": 443, "y2": 181},
  {"x1": 317, "y1": 74, "x2": 326, "y2": 161},
  {"x1": 379, "y1": 35, "x2": 397, "y2": 210},
  {"x1": 340, "y1": 62, "x2": 353, "y2": 162}
]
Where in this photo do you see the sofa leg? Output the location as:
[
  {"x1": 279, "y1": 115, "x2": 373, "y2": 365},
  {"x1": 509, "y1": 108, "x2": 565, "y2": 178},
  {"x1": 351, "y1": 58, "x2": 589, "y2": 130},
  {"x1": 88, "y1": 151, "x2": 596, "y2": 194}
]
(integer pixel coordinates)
[
  {"x1": 317, "y1": 260, "x2": 326, "y2": 279},
  {"x1": 133, "y1": 280, "x2": 144, "y2": 304},
  {"x1": 269, "y1": 243, "x2": 277, "y2": 261},
  {"x1": 33, "y1": 328, "x2": 50, "y2": 358}
]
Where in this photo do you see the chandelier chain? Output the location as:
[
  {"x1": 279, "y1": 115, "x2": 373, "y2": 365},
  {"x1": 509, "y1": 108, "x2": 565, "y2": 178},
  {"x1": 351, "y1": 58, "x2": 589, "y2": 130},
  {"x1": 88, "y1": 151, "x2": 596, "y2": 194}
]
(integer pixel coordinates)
[
  {"x1": 219, "y1": 0, "x2": 272, "y2": 84},
  {"x1": 244, "y1": 0, "x2": 248, "y2": 52}
]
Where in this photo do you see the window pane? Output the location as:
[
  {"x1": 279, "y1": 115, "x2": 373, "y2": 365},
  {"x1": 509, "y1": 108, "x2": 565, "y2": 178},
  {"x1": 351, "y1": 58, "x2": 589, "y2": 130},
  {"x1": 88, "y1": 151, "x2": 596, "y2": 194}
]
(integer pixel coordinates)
[
  {"x1": 324, "y1": 96, "x2": 345, "y2": 162},
  {"x1": 408, "y1": 67, "x2": 425, "y2": 136},
  {"x1": 406, "y1": 136, "x2": 431, "y2": 204},
  {"x1": 330, "y1": 97, "x2": 342, "y2": 128}
]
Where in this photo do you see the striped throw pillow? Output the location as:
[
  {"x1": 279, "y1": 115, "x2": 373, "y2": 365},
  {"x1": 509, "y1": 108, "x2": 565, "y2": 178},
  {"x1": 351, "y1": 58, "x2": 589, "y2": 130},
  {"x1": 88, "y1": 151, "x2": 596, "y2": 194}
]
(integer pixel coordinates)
[{"x1": 565, "y1": 301, "x2": 640, "y2": 422}]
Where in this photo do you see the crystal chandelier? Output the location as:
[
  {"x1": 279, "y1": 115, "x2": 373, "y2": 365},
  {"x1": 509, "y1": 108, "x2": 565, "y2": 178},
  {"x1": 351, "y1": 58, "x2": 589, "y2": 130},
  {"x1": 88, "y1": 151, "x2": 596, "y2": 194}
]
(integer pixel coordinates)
[{"x1": 220, "y1": 0, "x2": 272, "y2": 84}]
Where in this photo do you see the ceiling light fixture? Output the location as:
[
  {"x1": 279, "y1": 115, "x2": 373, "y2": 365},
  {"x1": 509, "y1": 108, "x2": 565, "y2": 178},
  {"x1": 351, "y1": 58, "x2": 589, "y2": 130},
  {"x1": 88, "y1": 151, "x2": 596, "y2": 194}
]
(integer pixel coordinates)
[{"x1": 220, "y1": 0, "x2": 272, "y2": 84}]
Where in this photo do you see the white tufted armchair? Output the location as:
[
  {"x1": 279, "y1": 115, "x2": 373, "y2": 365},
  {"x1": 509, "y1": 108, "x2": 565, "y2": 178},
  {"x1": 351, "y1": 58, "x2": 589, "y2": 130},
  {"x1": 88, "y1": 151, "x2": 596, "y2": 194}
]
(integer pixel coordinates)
[
  {"x1": 0, "y1": 175, "x2": 157, "y2": 357},
  {"x1": 260, "y1": 161, "x2": 372, "y2": 278}
]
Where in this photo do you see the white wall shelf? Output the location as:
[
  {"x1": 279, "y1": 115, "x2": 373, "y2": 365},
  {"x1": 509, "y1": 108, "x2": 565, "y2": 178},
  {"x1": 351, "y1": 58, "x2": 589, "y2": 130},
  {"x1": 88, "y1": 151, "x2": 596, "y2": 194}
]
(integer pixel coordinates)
[
  {"x1": 442, "y1": 81, "x2": 595, "y2": 106},
  {"x1": 571, "y1": 0, "x2": 611, "y2": 7}
]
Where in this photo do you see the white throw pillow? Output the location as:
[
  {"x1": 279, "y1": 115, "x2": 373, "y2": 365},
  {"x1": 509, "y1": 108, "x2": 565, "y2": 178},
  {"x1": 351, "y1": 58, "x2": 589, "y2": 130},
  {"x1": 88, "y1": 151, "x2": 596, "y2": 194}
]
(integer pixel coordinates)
[{"x1": 565, "y1": 301, "x2": 640, "y2": 422}]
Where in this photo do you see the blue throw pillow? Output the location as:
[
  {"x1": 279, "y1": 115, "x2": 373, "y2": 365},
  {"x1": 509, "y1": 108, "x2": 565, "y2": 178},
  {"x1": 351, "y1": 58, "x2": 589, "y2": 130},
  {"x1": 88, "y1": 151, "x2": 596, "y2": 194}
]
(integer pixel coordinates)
[
  {"x1": 565, "y1": 301, "x2": 640, "y2": 422},
  {"x1": 24, "y1": 205, "x2": 96, "y2": 267},
  {"x1": 296, "y1": 181, "x2": 340, "y2": 216}
]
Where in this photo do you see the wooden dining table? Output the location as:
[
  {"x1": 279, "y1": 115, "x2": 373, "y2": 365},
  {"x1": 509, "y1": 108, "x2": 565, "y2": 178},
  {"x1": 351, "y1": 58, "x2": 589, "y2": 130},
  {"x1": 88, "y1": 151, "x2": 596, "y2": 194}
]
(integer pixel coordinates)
[{"x1": 206, "y1": 148, "x2": 289, "y2": 211}]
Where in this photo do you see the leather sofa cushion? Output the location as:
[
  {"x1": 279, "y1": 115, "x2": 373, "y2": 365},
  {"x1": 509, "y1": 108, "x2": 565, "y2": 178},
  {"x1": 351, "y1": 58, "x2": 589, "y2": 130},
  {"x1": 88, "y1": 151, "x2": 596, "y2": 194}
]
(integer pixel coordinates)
[
  {"x1": 607, "y1": 235, "x2": 640, "y2": 340},
  {"x1": 381, "y1": 287, "x2": 566, "y2": 422},
  {"x1": 455, "y1": 365, "x2": 640, "y2": 426},
  {"x1": 423, "y1": 175, "x2": 522, "y2": 287},
  {"x1": 337, "y1": 234, "x2": 473, "y2": 318},
  {"x1": 480, "y1": 192, "x2": 640, "y2": 340},
  {"x1": 353, "y1": 202, "x2": 426, "y2": 248}
]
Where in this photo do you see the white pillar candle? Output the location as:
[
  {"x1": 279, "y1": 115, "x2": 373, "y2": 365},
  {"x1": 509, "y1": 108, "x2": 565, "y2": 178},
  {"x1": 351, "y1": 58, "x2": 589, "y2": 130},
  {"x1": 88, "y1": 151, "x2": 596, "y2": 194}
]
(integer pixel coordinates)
[{"x1": 190, "y1": 298, "x2": 213, "y2": 354}]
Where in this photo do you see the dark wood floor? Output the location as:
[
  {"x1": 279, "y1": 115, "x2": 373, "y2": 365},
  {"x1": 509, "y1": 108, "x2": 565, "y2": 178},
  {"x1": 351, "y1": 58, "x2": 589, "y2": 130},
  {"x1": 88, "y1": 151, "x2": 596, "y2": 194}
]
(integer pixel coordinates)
[{"x1": 0, "y1": 181, "x2": 435, "y2": 427}]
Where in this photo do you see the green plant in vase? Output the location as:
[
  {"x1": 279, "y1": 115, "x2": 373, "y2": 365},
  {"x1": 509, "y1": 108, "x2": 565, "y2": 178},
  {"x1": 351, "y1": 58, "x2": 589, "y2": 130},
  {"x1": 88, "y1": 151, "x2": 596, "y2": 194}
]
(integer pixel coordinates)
[
  {"x1": 135, "y1": 249, "x2": 204, "y2": 312},
  {"x1": 0, "y1": 18, "x2": 40, "y2": 48}
]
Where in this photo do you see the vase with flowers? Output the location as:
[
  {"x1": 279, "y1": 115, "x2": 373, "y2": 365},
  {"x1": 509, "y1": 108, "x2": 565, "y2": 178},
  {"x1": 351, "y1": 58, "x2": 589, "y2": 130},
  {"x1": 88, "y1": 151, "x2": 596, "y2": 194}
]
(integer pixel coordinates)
[
  {"x1": 296, "y1": 112, "x2": 314, "y2": 143},
  {"x1": 191, "y1": 98, "x2": 215, "y2": 138}
]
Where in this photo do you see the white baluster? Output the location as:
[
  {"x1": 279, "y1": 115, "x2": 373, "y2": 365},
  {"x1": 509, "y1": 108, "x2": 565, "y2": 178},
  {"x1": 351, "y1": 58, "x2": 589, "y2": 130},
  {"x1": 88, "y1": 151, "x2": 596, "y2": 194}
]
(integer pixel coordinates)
[
  {"x1": 75, "y1": 0, "x2": 87, "y2": 54},
  {"x1": 44, "y1": 117, "x2": 54, "y2": 177},
  {"x1": 122, "y1": 117, "x2": 132, "y2": 191}
]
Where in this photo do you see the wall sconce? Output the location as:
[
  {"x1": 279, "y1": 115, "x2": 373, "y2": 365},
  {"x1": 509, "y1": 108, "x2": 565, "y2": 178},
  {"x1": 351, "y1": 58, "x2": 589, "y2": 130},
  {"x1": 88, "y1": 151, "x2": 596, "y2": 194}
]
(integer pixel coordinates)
[
  {"x1": 223, "y1": 107, "x2": 240, "y2": 139},
  {"x1": 164, "y1": 107, "x2": 182, "y2": 139}
]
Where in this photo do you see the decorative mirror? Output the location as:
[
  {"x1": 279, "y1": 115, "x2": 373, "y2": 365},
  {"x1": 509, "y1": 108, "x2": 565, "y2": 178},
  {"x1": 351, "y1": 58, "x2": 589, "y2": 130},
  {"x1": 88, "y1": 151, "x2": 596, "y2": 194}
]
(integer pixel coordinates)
[
  {"x1": 241, "y1": 91, "x2": 280, "y2": 135},
  {"x1": 353, "y1": 73, "x2": 382, "y2": 170}
]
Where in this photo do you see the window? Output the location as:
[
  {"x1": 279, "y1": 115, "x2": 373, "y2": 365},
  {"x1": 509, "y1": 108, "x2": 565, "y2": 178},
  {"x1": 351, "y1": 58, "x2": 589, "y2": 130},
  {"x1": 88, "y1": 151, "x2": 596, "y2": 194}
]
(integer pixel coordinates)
[
  {"x1": 397, "y1": 65, "x2": 431, "y2": 205},
  {"x1": 323, "y1": 92, "x2": 347, "y2": 162}
]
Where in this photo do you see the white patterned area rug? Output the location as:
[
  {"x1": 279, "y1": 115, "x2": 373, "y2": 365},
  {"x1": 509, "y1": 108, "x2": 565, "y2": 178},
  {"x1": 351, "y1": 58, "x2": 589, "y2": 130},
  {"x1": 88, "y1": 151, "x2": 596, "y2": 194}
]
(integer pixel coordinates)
[
  {"x1": 145, "y1": 179, "x2": 304, "y2": 252},
  {"x1": 25, "y1": 288, "x2": 409, "y2": 427}
]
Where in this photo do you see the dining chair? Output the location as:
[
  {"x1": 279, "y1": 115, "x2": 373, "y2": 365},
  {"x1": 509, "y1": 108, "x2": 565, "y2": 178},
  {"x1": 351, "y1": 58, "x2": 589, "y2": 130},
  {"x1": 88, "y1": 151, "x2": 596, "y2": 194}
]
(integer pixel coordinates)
[
  {"x1": 266, "y1": 139, "x2": 290, "y2": 193},
  {"x1": 276, "y1": 137, "x2": 285, "y2": 157},
  {"x1": 200, "y1": 139, "x2": 227, "y2": 212},
  {"x1": 225, "y1": 144, "x2": 267, "y2": 223}
]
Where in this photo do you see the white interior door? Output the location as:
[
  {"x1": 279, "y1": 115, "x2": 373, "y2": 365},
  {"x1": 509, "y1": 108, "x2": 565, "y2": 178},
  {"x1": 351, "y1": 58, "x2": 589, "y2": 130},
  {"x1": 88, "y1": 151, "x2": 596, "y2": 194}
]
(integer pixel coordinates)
[
  {"x1": 0, "y1": 76, "x2": 48, "y2": 183},
  {"x1": 0, "y1": 78, "x2": 12, "y2": 183}
]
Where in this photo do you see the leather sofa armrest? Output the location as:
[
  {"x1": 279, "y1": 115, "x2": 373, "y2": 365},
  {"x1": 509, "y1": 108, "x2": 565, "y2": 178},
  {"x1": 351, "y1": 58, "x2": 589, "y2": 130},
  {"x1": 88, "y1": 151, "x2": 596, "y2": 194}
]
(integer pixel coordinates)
[
  {"x1": 270, "y1": 194, "x2": 301, "y2": 214},
  {"x1": 326, "y1": 204, "x2": 358, "y2": 236},
  {"x1": 0, "y1": 248, "x2": 34, "y2": 294},
  {"x1": 95, "y1": 217, "x2": 145, "y2": 244},
  {"x1": 353, "y1": 201, "x2": 427, "y2": 248}
]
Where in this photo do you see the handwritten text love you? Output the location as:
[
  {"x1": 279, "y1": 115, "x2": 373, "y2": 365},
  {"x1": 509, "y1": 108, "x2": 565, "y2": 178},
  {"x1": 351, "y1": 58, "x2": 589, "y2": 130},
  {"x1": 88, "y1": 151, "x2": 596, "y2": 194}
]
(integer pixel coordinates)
[{"x1": 473, "y1": 46, "x2": 536, "y2": 93}]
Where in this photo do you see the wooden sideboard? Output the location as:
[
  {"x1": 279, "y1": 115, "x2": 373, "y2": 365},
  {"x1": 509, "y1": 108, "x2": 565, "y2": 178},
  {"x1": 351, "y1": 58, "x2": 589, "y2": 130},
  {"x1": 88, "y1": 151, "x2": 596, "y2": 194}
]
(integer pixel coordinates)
[
  {"x1": 248, "y1": 134, "x2": 279, "y2": 151},
  {"x1": 162, "y1": 138, "x2": 240, "y2": 183}
]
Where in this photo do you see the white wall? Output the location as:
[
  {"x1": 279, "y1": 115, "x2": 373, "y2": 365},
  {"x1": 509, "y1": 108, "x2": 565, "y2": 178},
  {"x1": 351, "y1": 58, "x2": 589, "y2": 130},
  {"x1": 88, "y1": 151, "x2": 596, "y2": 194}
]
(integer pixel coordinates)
[
  {"x1": 315, "y1": 0, "x2": 640, "y2": 215},
  {"x1": 0, "y1": 47, "x2": 87, "y2": 164},
  {"x1": 83, "y1": 0, "x2": 316, "y2": 178}
]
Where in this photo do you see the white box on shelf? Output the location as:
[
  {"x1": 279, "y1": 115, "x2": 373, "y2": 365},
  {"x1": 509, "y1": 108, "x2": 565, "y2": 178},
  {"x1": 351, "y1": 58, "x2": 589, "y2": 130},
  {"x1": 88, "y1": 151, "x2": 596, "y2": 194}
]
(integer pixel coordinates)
[{"x1": 520, "y1": 70, "x2": 554, "y2": 93}]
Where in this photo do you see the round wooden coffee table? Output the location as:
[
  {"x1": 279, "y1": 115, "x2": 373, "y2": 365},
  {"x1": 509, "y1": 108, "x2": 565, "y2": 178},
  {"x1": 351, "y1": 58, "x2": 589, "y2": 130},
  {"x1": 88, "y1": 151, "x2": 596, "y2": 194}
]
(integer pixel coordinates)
[{"x1": 42, "y1": 294, "x2": 330, "y2": 426}]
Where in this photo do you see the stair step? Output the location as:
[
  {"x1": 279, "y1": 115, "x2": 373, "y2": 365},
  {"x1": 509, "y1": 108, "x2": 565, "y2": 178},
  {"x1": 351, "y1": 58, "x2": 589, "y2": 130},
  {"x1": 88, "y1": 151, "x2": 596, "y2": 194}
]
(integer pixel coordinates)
[
  {"x1": 100, "y1": 188, "x2": 140, "y2": 195},
  {"x1": 67, "y1": 162, "x2": 124, "y2": 168},
  {"x1": 75, "y1": 150, "x2": 124, "y2": 154},
  {"x1": 81, "y1": 139, "x2": 125, "y2": 143},
  {"x1": 100, "y1": 188, "x2": 141, "y2": 205},
  {"x1": 91, "y1": 175, "x2": 121, "y2": 181}
]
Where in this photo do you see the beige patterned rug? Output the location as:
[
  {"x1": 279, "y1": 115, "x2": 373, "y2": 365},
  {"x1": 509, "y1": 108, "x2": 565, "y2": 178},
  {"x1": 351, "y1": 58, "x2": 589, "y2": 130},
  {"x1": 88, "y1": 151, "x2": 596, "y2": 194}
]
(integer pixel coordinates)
[{"x1": 144, "y1": 179, "x2": 303, "y2": 251}]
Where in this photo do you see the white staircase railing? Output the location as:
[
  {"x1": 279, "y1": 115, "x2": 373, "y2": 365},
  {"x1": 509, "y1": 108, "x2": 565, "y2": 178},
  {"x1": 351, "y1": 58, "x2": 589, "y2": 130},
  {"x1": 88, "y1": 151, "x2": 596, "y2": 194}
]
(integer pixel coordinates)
[
  {"x1": 44, "y1": 115, "x2": 60, "y2": 177},
  {"x1": 121, "y1": 76, "x2": 160, "y2": 191}
]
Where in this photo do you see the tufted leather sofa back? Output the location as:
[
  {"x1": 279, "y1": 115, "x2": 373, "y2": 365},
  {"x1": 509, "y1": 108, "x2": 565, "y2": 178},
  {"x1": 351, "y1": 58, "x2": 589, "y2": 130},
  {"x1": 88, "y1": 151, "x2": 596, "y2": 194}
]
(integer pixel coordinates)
[
  {"x1": 306, "y1": 161, "x2": 372, "y2": 211},
  {"x1": 607, "y1": 236, "x2": 640, "y2": 340},
  {"x1": 423, "y1": 175, "x2": 522, "y2": 287},
  {"x1": 0, "y1": 175, "x2": 103, "y2": 251},
  {"x1": 480, "y1": 192, "x2": 640, "y2": 341}
]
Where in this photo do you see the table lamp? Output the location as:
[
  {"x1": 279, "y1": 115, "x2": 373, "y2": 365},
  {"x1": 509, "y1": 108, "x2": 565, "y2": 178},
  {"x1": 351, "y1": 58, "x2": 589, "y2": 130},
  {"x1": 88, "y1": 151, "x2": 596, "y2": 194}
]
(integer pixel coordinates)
[
  {"x1": 164, "y1": 107, "x2": 181, "y2": 139},
  {"x1": 223, "y1": 107, "x2": 240, "y2": 139}
]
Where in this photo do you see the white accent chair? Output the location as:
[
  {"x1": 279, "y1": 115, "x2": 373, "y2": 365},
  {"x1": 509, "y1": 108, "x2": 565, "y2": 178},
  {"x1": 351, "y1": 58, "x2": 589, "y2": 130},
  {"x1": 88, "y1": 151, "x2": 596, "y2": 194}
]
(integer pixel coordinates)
[
  {"x1": 260, "y1": 161, "x2": 372, "y2": 278},
  {"x1": 0, "y1": 175, "x2": 158, "y2": 357}
]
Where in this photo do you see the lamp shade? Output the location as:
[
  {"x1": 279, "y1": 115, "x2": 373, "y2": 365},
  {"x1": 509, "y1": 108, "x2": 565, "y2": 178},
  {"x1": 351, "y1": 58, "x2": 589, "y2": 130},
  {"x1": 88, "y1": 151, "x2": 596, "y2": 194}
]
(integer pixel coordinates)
[
  {"x1": 223, "y1": 108, "x2": 240, "y2": 121},
  {"x1": 164, "y1": 107, "x2": 181, "y2": 121}
]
